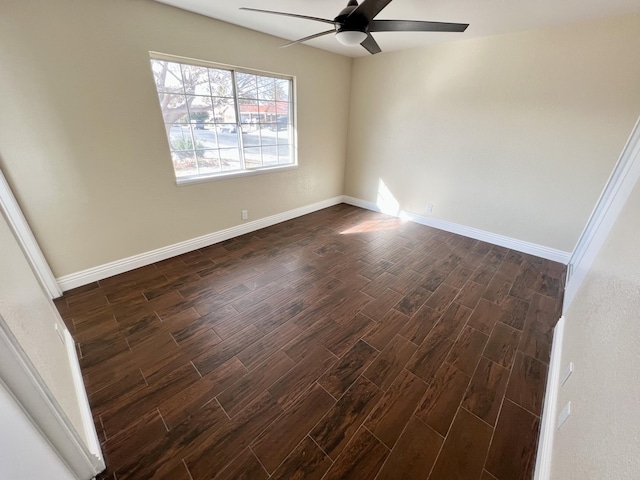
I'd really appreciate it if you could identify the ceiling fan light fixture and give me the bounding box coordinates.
[335,29,367,46]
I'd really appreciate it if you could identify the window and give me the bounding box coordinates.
[149,54,296,184]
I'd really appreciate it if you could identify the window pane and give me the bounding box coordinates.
[276,78,290,101]
[208,68,233,97]
[171,151,198,177]
[220,148,241,171]
[260,128,277,146]
[236,72,257,99]
[276,102,290,120]
[277,126,292,145]
[244,147,262,169]
[263,146,278,166]
[187,96,214,124]
[257,76,275,100]
[216,126,240,149]
[258,101,276,124]
[278,145,293,165]
[213,97,236,123]
[242,125,259,147]
[158,93,189,124]
[193,125,218,149]
[238,99,259,125]
[197,149,221,174]
[167,124,193,150]
[152,60,184,93]
[181,64,211,95]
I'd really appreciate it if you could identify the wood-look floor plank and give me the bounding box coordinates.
[101,362,200,437]
[375,416,443,480]
[425,283,459,314]
[430,302,472,341]
[217,350,295,417]
[321,312,375,357]
[505,351,548,416]
[55,204,564,480]
[269,436,332,480]
[406,332,454,384]
[364,309,410,350]
[191,324,263,376]
[414,362,471,437]
[317,340,379,398]
[158,357,247,429]
[485,399,541,480]
[363,335,417,391]
[467,298,501,335]
[268,345,336,409]
[482,273,512,304]
[429,408,493,480]
[455,280,485,309]
[252,383,335,473]
[236,321,302,371]
[213,448,268,480]
[398,304,440,346]
[483,321,522,369]
[446,326,489,376]
[360,288,403,322]
[139,329,221,384]
[311,376,382,459]
[365,369,428,449]
[462,357,510,426]
[184,391,283,479]
[321,427,389,480]
[519,293,556,363]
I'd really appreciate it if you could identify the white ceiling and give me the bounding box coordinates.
[154,0,640,57]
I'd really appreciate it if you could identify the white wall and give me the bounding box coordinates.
[345,14,640,253]
[0,383,74,480]
[0,208,86,443]
[0,0,351,278]
[550,173,640,478]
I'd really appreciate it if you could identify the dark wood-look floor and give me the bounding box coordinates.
[54,204,565,480]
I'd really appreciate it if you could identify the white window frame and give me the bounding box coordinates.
[149,52,298,186]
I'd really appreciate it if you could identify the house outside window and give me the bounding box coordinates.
[149,54,296,184]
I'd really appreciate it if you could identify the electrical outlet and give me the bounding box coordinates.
[557,401,571,429]
[54,323,66,346]
[561,362,574,386]
[241,210,248,220]
[426,204,434,214]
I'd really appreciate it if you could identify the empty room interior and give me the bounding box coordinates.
[1,0,640,479]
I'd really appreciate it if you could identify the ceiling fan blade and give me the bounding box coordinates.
[280,30,336,48]
[351,0,393,22]
[360,33,382,55]
[239,7,335,25]
[369,19,469,32]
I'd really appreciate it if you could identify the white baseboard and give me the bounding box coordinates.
[62,326,104,471]
[58,193,571,291]
[57,196,343,291]
[534,315,565,480]
[342,196,571,264]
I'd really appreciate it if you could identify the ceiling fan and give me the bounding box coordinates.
[240,0,469,55]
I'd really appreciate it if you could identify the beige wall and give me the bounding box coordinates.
[345,14,640,253]
[0,0,351,277]
[0,210,85,443]
[551,174,640,478]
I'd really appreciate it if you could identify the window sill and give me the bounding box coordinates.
[175,164,298,186]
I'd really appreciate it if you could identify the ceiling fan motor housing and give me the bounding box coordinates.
[335,0,368,34]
